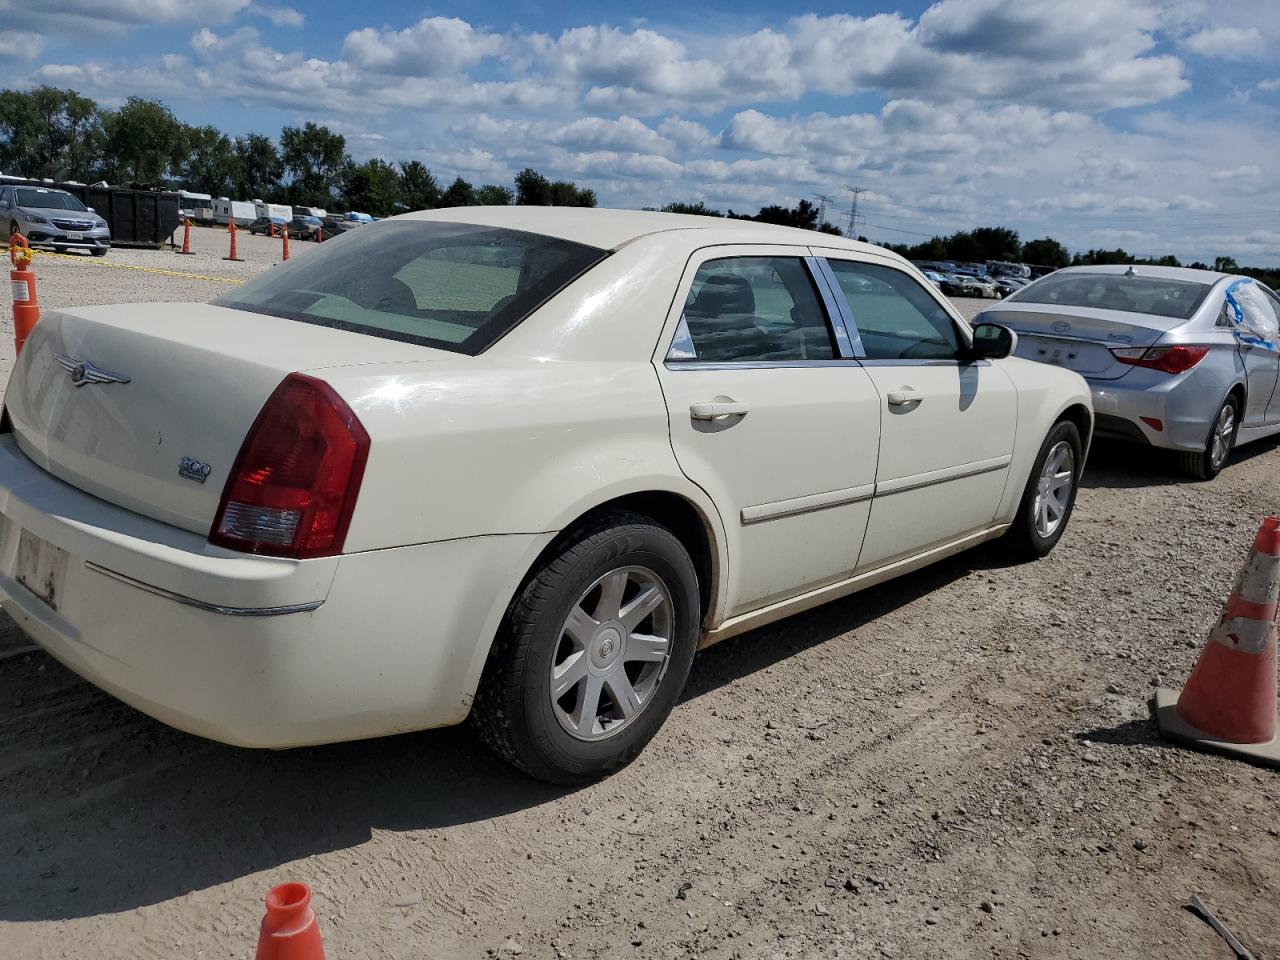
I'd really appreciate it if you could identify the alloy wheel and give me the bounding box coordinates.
[1033,441,1074,538]
[1210,402,1234,470]
[550,565,674,742]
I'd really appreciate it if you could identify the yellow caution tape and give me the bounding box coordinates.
[2,244,246,285]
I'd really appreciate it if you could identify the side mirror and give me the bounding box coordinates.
[86,207,95,213]
[966,322,1017,361]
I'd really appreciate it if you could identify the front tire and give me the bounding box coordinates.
[1178,394,1237,481]
[1003,420,1082,560]
[472,511,700,784]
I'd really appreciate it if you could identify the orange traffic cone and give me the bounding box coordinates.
[1155,516,1280,768]
[9,232,39,354]
[224,220,244,262]
[256,882,326,960]
[177,217,195,255]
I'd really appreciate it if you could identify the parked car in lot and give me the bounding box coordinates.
[993,277,1023,298]
[0,185,110,256]
[0,208,1092,782]
[286,215,323,239]
[248,215,287,236]
[977,265,1280,479]
[938,273,980,297]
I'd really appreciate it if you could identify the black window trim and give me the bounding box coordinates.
[663,252,856,368]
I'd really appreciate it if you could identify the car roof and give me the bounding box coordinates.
[1051,264,1230,284]
[394,205,892,255]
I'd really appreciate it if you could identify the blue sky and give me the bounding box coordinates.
[3,0,1278,263]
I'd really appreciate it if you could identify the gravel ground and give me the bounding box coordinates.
[1,235,1277,960]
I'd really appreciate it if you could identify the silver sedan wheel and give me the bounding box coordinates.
[1033,441,1074,538]
[1210,401,1235,469]
[551,565,674,742]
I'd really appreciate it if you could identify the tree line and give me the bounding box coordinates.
[1,86,1274,282]
[0,87,596,216]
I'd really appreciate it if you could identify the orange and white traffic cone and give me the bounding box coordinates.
[281,226,290,262]
[9,232,39,354]
[224,220,244,262]
[177,217,195,255]
[1155,516,1280,768]
[255,882,326,960]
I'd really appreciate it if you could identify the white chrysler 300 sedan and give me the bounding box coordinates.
[0,208,1092,782]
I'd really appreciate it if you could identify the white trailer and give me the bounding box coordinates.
[253,200,293,222]
[211,197,257,226]
[293,205,327,220]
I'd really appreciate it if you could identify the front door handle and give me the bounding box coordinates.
[886,388,922,406]
[690,400,749,421]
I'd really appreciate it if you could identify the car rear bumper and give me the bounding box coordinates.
[0,436,549,747]
[1086,370,1218,452]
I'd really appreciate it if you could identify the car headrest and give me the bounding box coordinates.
[689,275,754,316]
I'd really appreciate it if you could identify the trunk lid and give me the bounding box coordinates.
[6,302,441,535]
[989,305,1184,380]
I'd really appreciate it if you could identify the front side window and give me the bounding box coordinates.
[213,220,608,355]
[669,256,835,363]
[826,260,960,360]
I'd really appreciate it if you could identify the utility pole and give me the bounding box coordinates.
[845,185,864,238]
[812,193,835,228]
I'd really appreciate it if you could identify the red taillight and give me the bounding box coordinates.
[1111,345,1210,375]
[210,373,370,559]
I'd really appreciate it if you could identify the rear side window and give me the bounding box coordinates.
[826,260,959,360]
[213,220,608,355]
[1011,273,1210,320]
[668,256,835,363]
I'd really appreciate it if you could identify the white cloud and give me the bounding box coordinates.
[1210,164,1262,182]
[249,4,303,28]
[341,17,506,76]
[658,117,717,149]
[37,0,248,25]
[1182,25,1265,59]
[1258,78,1280,92]
[0,30,42,60]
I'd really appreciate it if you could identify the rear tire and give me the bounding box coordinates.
[1003,420,1082,560]
[472,511,700,784]
[91,247,107,257]
[1178,394,1236,481]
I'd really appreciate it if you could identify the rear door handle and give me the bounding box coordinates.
[690,400,749,421]
[886,388,922,406]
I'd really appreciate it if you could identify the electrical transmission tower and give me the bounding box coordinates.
[812,193,835,228]
[845,185,864,238]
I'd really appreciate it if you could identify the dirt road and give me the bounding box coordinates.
[1,239,1277,959]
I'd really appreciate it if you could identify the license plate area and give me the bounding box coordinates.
[16,529,70,610]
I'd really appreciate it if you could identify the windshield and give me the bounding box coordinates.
[1010,272,1211,320]
[16,188,87,212]
[213,220,608,355]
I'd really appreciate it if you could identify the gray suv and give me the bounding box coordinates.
[0,185,110,256]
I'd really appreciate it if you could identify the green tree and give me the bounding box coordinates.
[280,121,348,207]
[474,183,514,205]
[969,226,1020,261]
[179,125,238,196]
[0,87,104,181]
[745,199,838,234]
[441,176,476,207]
[340,158,401,217]
[398,159,441,211]
[99,97,188,185]
[1072,248,1131,266]
[234,133,283,199]
[1020,237,1070,268]
[514,167,551,205]
[1214,255,1240,273]
[548,179,596,207]
[662,201,723,217]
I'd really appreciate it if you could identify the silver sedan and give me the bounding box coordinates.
[976,265,1280,479]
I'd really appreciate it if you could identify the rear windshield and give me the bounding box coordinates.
[213,220,608,355]
[16,188,86,211]
[1010,273,1210,320]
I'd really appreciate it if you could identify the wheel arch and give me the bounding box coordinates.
[1056,401,1093,460]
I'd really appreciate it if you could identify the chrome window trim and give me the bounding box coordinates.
[805,256,860,359]
[86,562,324,617]
[857,358,990,368]
[664,359,865,372]
[662,253,848,367]
[741,482,876,525]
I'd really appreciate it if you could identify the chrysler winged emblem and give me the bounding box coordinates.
[54,354,131,387]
